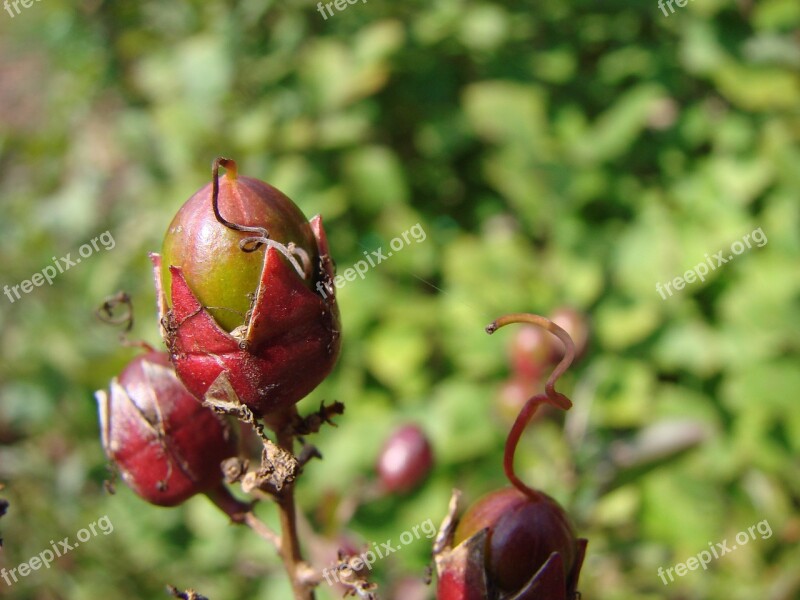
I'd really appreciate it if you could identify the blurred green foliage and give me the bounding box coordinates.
[1,1,799,599]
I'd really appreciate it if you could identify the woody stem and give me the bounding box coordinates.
[275,427,315,600]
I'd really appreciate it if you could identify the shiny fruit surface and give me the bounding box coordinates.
[161,170,318,332]
[376,424,434,494]
[454,487,578,594]
[96,352,238,506]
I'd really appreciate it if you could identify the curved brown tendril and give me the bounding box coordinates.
[486,313,574,409]
[96,292,156,351]
[486,313,576,500]
[210,157,310,279]
[211,157,269,253]
[96,291,135,332]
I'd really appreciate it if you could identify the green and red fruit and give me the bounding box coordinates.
[160,162,320,333]
[152,158,341,419]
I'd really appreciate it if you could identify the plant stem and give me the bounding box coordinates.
[205,484,282,549]
[244,511,281,548]
[276,427,316,600]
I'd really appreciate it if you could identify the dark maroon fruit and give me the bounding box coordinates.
[376,424,433,494]
[454,487,578,595]
[96,351,238,507]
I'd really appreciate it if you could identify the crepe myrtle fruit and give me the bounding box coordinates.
[376,424,434,494]
[452,488,583,597]
[435,314,587,600]
[151,157,341,419]
[95,351,239,507]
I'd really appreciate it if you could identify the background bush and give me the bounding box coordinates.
[0,1,798,599]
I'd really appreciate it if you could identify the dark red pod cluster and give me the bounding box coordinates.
[96,351,238,507]
[151,158,341,419]
[376,424,434,494]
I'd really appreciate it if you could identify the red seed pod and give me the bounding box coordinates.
[95,351,238,507]
[376,424,434,494]
[152,158,341,419]
[437,489,587,600]
[453,488,582,596]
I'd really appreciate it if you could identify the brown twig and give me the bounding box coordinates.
[205,484,281,551]
[206,385,320,599]
[275,426,316,600]
[243,511,281,548]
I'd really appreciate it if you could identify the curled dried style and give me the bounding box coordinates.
[96,291,135,331]
[210,157,312,277]
[486,313,575,501]
[210,158,267,252]
[436,313,586,600]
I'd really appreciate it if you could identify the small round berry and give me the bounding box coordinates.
[376,424,434,494]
